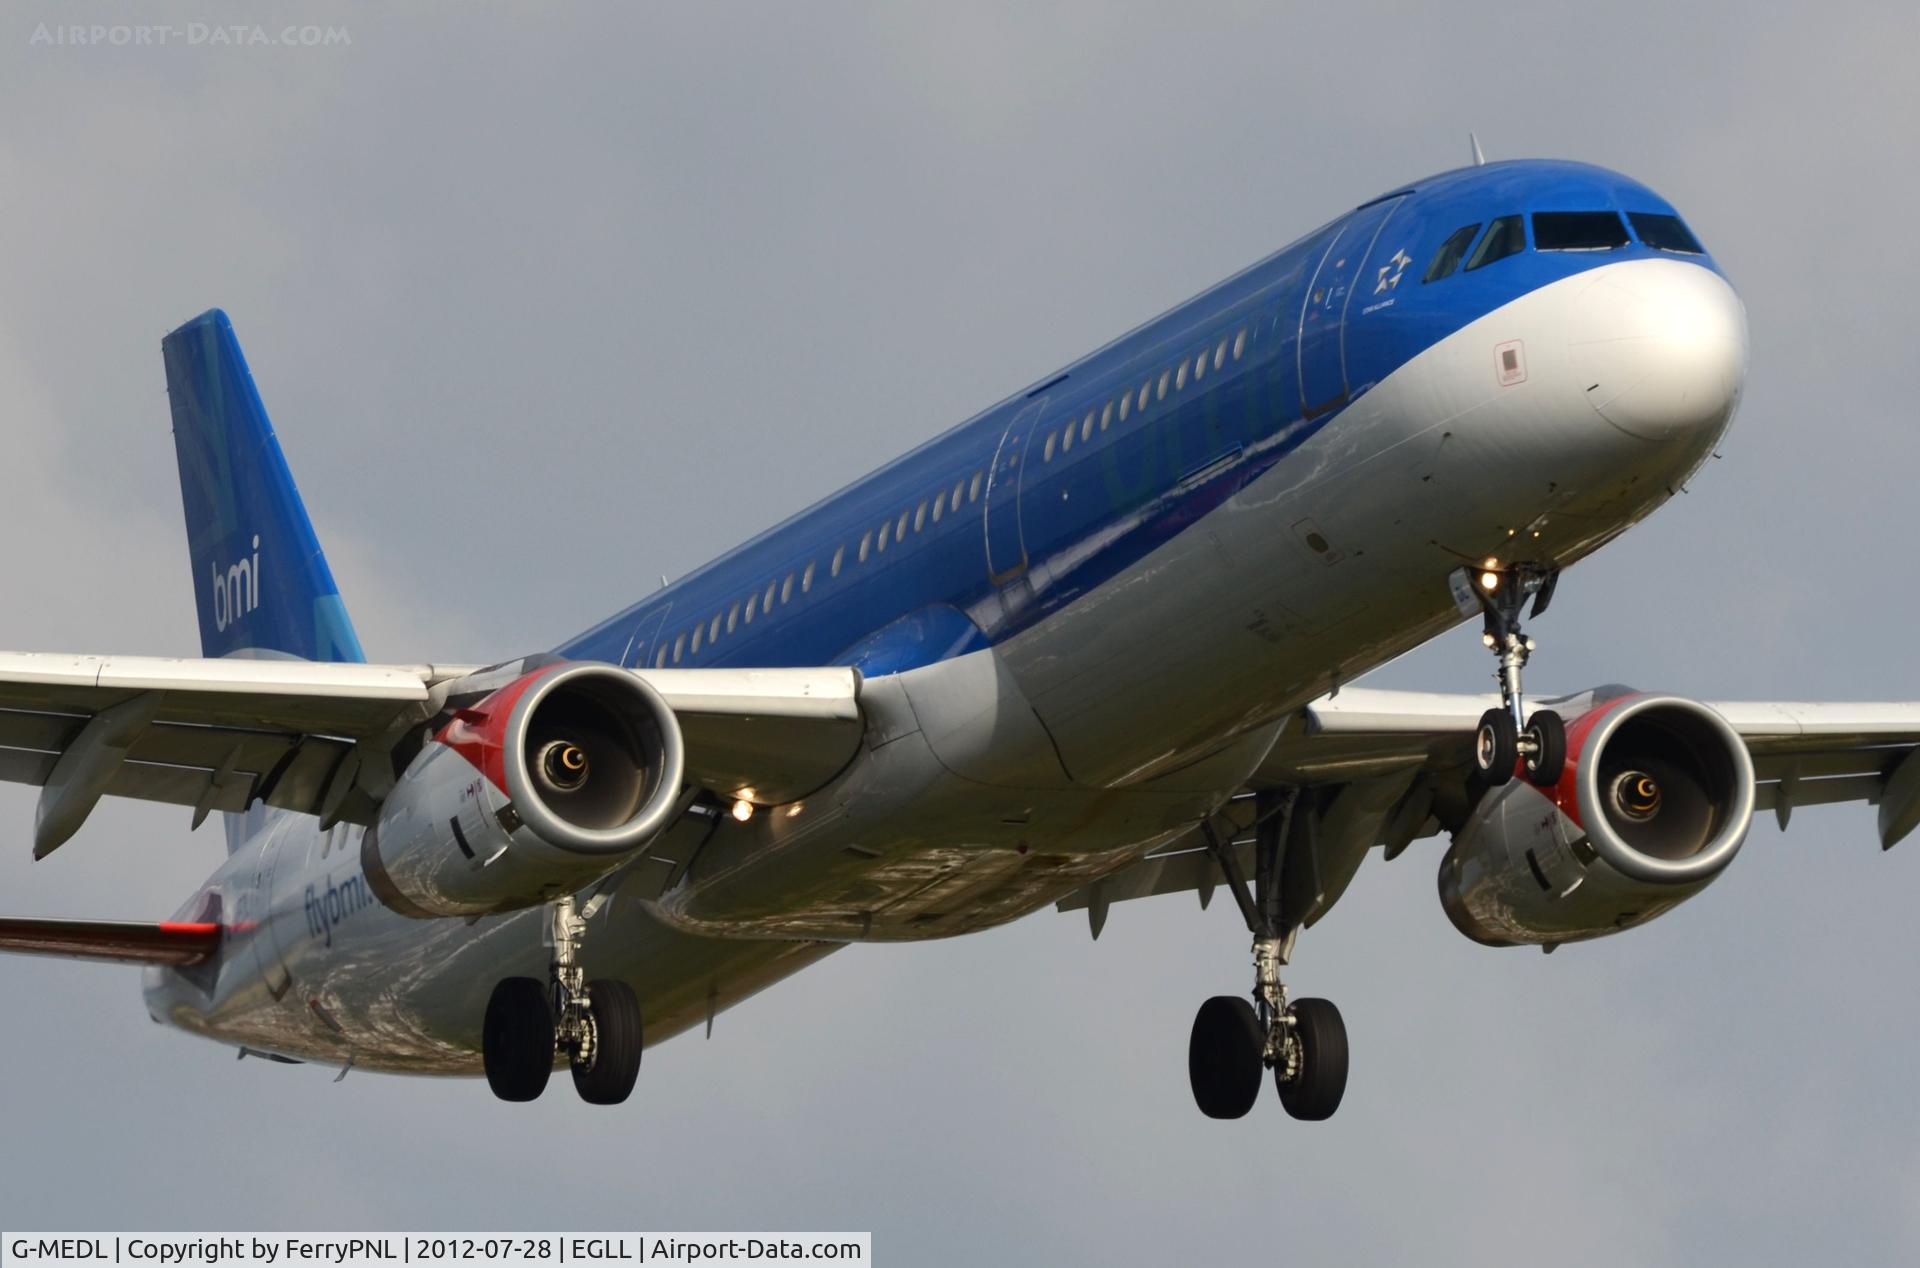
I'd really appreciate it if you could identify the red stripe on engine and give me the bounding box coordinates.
[432,667,551,793]
[1550,693,1645,828]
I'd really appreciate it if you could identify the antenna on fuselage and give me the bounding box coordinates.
[1470,132,1487,166]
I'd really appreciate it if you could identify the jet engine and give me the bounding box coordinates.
[1439,693,1755,947]
[362,662,686,917]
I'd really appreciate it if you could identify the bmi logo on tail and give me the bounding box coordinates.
[211,535,261,632]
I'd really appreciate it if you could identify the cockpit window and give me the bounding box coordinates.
[1464,215,1525,271]
[1532,211,1629,251]
[1423,223,1481,282]
[1628,212,1704,254]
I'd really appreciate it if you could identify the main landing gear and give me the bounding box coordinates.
[1467,562,1565,791]
[482,894,643,1105]
[1188,797,1349,1121]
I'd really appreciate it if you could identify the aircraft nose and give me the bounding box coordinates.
[1569,260,1747,443]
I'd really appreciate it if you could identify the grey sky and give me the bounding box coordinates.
[2,1,1918,1261]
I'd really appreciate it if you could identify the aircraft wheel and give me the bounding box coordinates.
[1523,709,1567,787]
[572,979,643,1106]
[483,976,555,1102]
[1473,709,1518,787]
[1276,997,1348,1121]
[1189,995,1263,1119]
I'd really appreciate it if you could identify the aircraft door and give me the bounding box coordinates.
[984,395,1049,584]
[624,604,672,669]
[1297,195,1406,417]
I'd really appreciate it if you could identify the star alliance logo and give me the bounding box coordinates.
[1374,248,1413,293]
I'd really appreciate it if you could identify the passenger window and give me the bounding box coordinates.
[709,614,722,642]
[781,574,794,604]
[1043,431,1056,462]
[1423,223,1481,282]
[691,625,703,653]
[1157,370,1170,400]
[931,496,942,524]
[1176,362,1188,390]
[1232,328,1246,360]
[1061,423,1073,454]
[1137,382,1150,410]
[878,523,891,552]
[673,634,685,664]
[1465,216,1525,270]
[1082,411,1094,442]
[896,510,909,539]
[1119,393,1130,422]
[831,545,845,577]
[1193,352,1205,381]
[655,646,668,668]
[745,594,756,623]
[1628,212,1704,254]
[951,480,964,512]
[969,471,983,501]
[1215,338,1228,370]
[1100,402,1113,431]
[1533,211,1628,251]
[763,580,777,609]
[802,561,816,592]
[914,501,927,531]
[859,531,872,562]
[727,603,739,633]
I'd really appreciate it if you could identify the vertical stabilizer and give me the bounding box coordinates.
[161,309,365,664]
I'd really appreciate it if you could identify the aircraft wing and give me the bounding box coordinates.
[1058,687,1920,932]
[0,651,863,856]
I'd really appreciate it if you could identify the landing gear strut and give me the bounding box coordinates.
[1468,562,1565,790]
[482,894,643,1105]
[1188,798,1349,1121]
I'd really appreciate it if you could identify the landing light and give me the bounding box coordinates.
[1480,571,1501,591]
[731,799,754,823]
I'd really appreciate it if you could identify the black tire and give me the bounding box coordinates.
[1523,709,1567,787]
[1189,995,1264,1120]
[483,977,554,1103]
[1277,997,1348,1121]
[571,979,643,1106]
[1473,708,1518,787]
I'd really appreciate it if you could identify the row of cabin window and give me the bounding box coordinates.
[653,321,1258,668]
[654,468,994,668]
[1040,326,1248,464]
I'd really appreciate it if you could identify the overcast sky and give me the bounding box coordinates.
[3,2,1919,1262]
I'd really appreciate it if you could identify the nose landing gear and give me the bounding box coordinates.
[482,894,643,1105]
[1187,796,1350,1121]
[1466,562,1566,790]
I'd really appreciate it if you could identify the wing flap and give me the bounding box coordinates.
[0,917,220,966]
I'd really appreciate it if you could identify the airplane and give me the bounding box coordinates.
[3,155,1914,1122]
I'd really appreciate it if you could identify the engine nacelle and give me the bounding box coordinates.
[1439,693,1755,947]
[362,662,685,917]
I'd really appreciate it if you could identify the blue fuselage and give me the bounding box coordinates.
[558,160,1725,685]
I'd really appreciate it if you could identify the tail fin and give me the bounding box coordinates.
[162,309,366,665]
